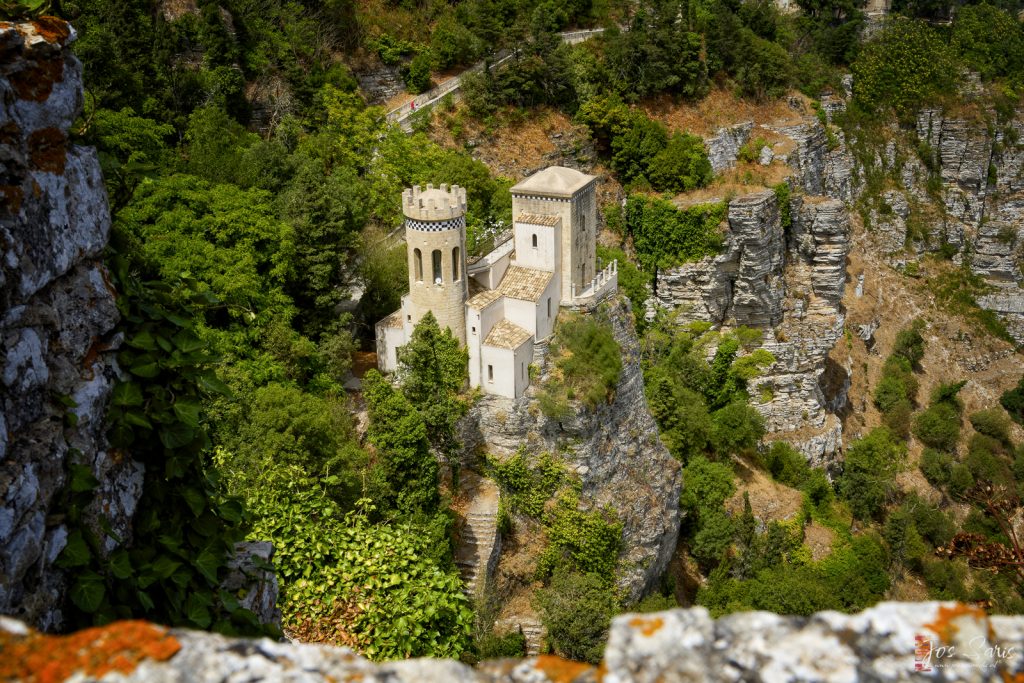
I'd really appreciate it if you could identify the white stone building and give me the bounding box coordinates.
[375,166,619,399]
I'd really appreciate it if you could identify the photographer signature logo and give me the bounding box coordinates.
[914,633,1017,672]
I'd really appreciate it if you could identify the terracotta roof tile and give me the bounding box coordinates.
[517,213,561,227]
[498,265,552,302]
[483,319,533,349]
[467,288,503,309]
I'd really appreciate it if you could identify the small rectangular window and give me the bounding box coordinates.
[472,326,477,334]
[532,233,538,248]
[487,365,494,382]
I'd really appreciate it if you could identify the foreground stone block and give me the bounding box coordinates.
[4,602,1023,682]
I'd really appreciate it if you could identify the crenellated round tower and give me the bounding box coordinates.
[403,183,469,344]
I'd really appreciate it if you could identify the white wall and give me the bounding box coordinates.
[504,297,537,338]
[513,221,559,272]
[481,345,516,398]
[377,325,406,372]
[534,274,561,341]
[513,338,533,397]
[467,298,505,389]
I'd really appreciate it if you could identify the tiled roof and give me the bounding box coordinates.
[498,265,552,302]
[467,288,503,309]
[516,213,561,227]
[483,319,533,349]
[378,310,403,329]
[511,166,596,198]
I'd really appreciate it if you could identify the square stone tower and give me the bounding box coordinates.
[510,167,597,305]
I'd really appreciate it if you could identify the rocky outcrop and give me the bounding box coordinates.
[0,19,126,631]
[705,121,753,174]
[652,190,785,328]
[771,120,856,203]
[0,18,279,631]
[461,296,681,604]
[7,601,1023,681]
[652,188,851,463]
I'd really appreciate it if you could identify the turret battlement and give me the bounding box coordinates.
[402,183,468,222]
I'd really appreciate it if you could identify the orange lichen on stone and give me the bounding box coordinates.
[31,16,71,44]
[628,616,664,637]
[0,620,181,682]
[9,55,64,102]
[533,654,594,682]
[28,127,67,174]
[924,603,989,644]
[0,185,23,213]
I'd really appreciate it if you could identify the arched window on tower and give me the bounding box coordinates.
[432,249,443,284]
[452,247,461,281]
[532,233,538,248]
[414,248,423,282]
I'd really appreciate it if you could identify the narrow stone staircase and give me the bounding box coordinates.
[454,471,501,598]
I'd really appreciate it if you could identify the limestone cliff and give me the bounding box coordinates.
[651,182,851,464]
[460,297,681,605]
[0,18,278,632]
[0,19,127,630]
[852,106,1024,343]
[5,600,1021,681]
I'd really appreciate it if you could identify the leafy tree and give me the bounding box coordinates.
[840,428,906,520]
[214,383,364,504]
[251,487,471,659]
[431,15,482,69]
[851,17,956,117]
[397,312,469,456]
[404,51,435,93]
[733,28,793,100]
[951,3,1024,81]
[363,369,440,513]
[535,570,618,664]
[710,401,765,457]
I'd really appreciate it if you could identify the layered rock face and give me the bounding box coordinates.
[0,20,128,630]
[461,297,681,604]
[651,185,851,463]
[857,107,1024,342]
[0,18,279,631]
[6,601,1021,682]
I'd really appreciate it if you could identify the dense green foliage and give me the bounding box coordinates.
[251,490,472,658]
[839,428,906,521]
[851,17,955,117]
[626,195,726,272]
[536,570,618,664]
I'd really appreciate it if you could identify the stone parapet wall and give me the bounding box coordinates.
[4,601,1022,681]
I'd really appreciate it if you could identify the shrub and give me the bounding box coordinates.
[550,314,622,409]
[891,320,926,368]
[948,463,975,497]
[920,448,953,487]
[610,114,668,185]
[1000,376,1024,425]
[538,492,623,579]
[626,194,726,272]
[536,570,618,664]
[969,408,1013,445]
[913,402,961,452]
[475,630,527,659]
[646,132,714,193]
[761,441,811,488]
